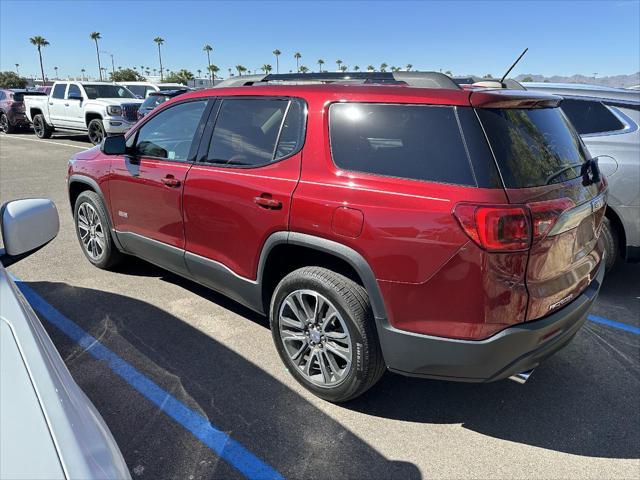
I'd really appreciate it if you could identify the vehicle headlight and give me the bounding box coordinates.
[107,105,122,116]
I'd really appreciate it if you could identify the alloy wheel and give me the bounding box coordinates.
[33,117,44,136]
[77,202,106,261]
[0,114,8,133]
[278,290,353,387]
[88,121,104,144]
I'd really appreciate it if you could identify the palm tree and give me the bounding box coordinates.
[367,65,374,72]
[15,64,20,75]
[261,64,272,74]
[207,64,219,81]
[380,63,388,72]
[235,65,246,76]
[299,65,309,73]
[339,64,348,73]
[336,59,342,72]
[197,69,202,78]
[405,64,413,71]
[353,65,360,72]
[54,66,58,79]
[29,36,49,83]
[154,37,165,81]
[294,52,302,72]
[203,44,213,84]
[89,32,103,80]
[390,66,399,72]
[228,67,232,77]
[272,49,281,73]
[317,59,324,73]
[153,68,157,76]
[81,68,86,81]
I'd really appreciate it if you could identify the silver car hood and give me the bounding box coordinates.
[0,266,131,479]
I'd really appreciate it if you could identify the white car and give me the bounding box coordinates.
[118,81,192,98]
[24,81,143,145]
[0,198,131,479]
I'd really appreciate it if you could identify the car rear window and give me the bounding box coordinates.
[141,95,168,110]
[476,107,589,188]
[329,103,476,186]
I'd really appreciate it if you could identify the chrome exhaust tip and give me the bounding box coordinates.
[509,369,534,385]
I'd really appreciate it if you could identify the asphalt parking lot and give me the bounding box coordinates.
[1,131,639,479]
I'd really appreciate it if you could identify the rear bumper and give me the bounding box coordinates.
[378,259,605,382]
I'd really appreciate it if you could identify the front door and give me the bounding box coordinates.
[183,97,305,302]
[109,98,210,275]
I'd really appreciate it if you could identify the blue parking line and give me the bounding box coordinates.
[13,279,284,480]
[588,315,640,335]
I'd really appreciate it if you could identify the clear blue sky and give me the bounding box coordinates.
[1,0,638,79]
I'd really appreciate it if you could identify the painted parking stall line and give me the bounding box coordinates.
[13,278,284,480]
[588,314,640,335]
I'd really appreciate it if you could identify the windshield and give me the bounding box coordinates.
[476,107,589,188]
[83,84,135,99]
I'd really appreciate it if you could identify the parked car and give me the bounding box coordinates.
[0,89,45,133]
[67,72,606,402]
[137,89,190,119]
[0,198,131,479]
[524,82,640,269]
[34,85,52,95]
[24,81,143,145]
[118,81,192,99]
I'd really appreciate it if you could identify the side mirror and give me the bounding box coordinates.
[0,199,59,267]
[101,135,127,155]
[68,92,83,101]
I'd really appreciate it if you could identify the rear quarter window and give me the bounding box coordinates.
[329,103,476,186]
[560,99,625,135]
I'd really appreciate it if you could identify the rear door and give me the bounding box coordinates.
[48,83,68,126]
[109,98,211,275]
[476,104,606,319]
[182,97,305,293]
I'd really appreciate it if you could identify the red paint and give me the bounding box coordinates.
[68,83,604,342]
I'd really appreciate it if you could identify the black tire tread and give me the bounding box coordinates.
[271,266,385,402]
[74,190,123,269]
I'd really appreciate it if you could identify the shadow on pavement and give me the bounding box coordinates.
[25,279,421,480]
[117,258,640,461]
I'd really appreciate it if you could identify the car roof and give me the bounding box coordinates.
[172,82,561,109]
[523,82,640,103]
[148,89,189,97]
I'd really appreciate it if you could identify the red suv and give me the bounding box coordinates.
[67,72,606,402]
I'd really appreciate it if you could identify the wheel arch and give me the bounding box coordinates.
[85,111,103,127]
[258,232,388,322]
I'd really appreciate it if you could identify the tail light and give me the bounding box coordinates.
[454,198,574,252]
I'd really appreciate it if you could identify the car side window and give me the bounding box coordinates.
[0,92,5,101]
[52,83,66,99]
[67,84,82,99]
[127,85,145,98]
[560,99,625,135]
[206,98,302,167]
[133,100,208,161]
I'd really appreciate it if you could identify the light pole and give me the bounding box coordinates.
[111,54,115,75]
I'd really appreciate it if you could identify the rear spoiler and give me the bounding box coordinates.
[470,89,563,109]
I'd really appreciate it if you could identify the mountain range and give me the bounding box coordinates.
[512,72,639,88]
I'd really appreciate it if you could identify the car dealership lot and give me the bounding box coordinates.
[1,133,639,479]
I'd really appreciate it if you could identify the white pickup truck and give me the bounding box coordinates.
[24,81,143,145]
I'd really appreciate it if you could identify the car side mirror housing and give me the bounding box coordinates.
[0,199,59,267]
[68,92,83,101]
[101,135,127,155]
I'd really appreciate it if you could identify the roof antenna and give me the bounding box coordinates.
[500,48,528,86]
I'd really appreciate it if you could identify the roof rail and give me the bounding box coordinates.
[392,71,460,89]
[213,74,266,88]
[213,71,461,90]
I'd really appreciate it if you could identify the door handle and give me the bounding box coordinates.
[48,102,54,105]
[64,103,69,107]
[161,175,181,188]
[253,194,282,209]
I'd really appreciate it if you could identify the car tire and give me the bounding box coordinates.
[32,114,52,139]
[0,112,16,133]
[87,118,105,145]
[74,191,123,269]
[601,217,619,273]
[270,267,385,402]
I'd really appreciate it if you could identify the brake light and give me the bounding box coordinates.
[454,198,575,251]
[528,198,575,241]
[454,204,530,251]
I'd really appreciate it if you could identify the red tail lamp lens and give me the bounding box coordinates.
[454,204,530,251]
[528,198,575,240]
